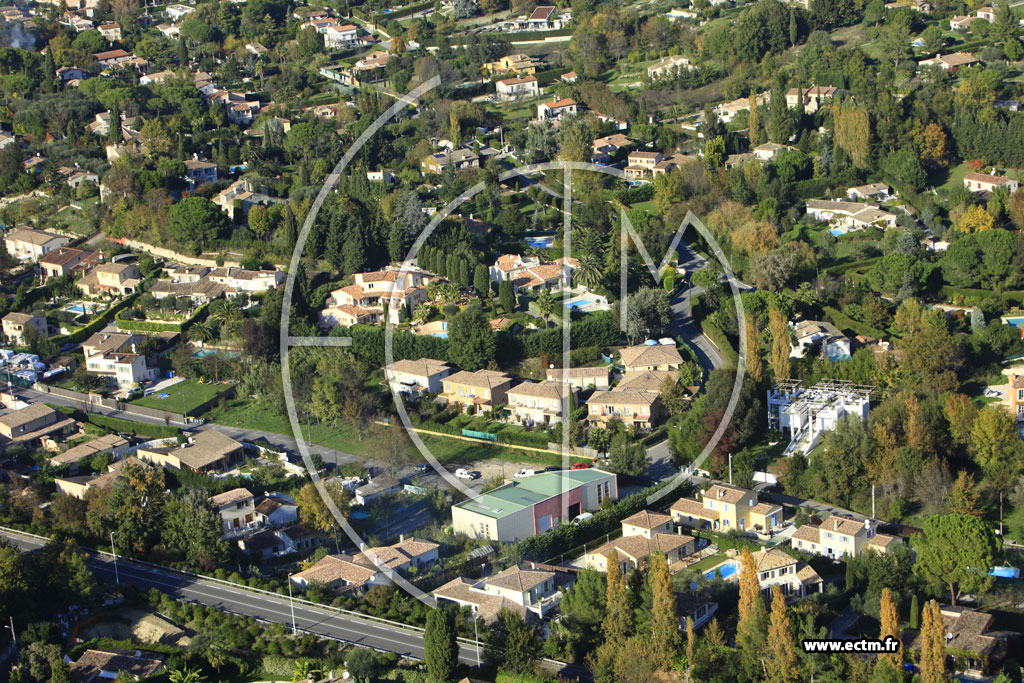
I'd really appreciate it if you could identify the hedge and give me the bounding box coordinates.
[52,404,181,439]
[49,292,140,346]
[115,303,209,333]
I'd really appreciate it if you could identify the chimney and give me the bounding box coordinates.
[399,534,404,543]
[131,344,136,353]
[834,519,840,530]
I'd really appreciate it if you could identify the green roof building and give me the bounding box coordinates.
[452,468,618,542]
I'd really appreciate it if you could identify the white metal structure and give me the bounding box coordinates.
[767,380,873,457]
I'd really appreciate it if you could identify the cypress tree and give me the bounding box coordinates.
[424,607,458,683]
[685,615,695,668]
[649,552,679,667]
[879,588,903,670]
[499,279,516,314]
[910,594,920,630]
[602,550,632,645]
[473,264,490,296]
[765,585,797,683]
[920,600,947,683]
[282,206,297,250]
[736,547,767,676]
[744,316,763,384]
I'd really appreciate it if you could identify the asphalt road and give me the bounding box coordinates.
[1,529,594,679]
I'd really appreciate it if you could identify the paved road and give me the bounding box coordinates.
[0,529,589,679]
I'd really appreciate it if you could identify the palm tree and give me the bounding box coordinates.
[573,252,604,291]
[207,299,243,337]
[291,659,321,682]
[168,667,207,683]
[536,288,555,324]
[188,321,216,344]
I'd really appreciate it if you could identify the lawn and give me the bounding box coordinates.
[131,379,234,415]
[937,161,971,193]
[204,398,567,465]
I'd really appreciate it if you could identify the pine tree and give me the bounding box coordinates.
[745,316,763,384]
[920,600,947,683]
[424,607,458,683]
[910,594,920,630]
[879,588,902,670]
[748,94,761,147]
[768,307,792,379]
[765,585,797,683]
[602,550,632,645]
[649,552,679,667]
[736,547,767,674]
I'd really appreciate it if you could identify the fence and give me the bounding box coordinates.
[34,383,186,425]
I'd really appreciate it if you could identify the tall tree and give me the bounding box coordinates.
[685,615,695,668]
[487,609,541,675]
[473,264,490,297]
[919,600,947,683]
[765,585,797,683]
[748,94,761,147]
[162,489,225,570]
[879,588,902,670]
[424,607,458,683]
[768,307,791,379]
[745,316,764,384]
[736,547,767,675]
[499,279,517,313]
[446,305,496,372]
[649,552,679,667]
[913,513,999,605]
[602,550,632,645]
[769,83,792,144]
[108,463,165,555]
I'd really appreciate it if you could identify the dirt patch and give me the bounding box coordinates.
[80,609,190,647]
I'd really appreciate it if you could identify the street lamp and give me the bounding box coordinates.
[110,531,119,585]
[287,574,297,635]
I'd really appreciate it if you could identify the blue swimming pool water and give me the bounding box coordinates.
[525,236,555,248]
[66,305,86,314]
[192,349,240,359]
[704,562,738,580]
[566,299,592,310]
[1005,317,1024,328]
[990,566,1020,579]
[828,229,844,237]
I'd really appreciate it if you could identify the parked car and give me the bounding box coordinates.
[573,512,594,524]
[415,464,430,474]
[513,468,535,478]
[570,462,592,470]
[455,468,473,479]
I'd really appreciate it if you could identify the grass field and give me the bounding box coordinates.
[204,398,567,465]
[131,379,234,415]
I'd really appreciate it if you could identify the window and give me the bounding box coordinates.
[724,504,730,512]
[824,532,833,540]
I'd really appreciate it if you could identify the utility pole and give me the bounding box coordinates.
[728,453,732,485]
[5,616,15,662]
[473,614,481,667]
[110,531,119,585]
[287,574,297,635]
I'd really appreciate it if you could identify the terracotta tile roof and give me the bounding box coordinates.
[486,565,553,592]
[445,370,513,390]
[868,533,899,548]
[70,648,163,680]
[433,577,528,624]
[209,487,253,508]
[507,380,572,401]
[821,516,867,536]
[791,525,821,543]
[587,389,658,406]
[615,370,676,394]
[292,554,379,586]
[386,358,451,377]
[751,548,798,572]
[50,434,127,466]
[621,510,672,530]
[670,497,717,520]
[749,502,782,516]
[591,532,693,562]
[703,483,750,505]
[619,344,683,369]
[796,563,823,585]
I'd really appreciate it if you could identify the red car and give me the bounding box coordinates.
[570,462,592,470]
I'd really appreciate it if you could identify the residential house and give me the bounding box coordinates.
[207,266,285,294]
[135,429,244,473]
[546,366,612,390]
[752,142,795,162]
[624,151,664,180]
[506,381,575,425]
[155,22,180,37]
[581,513,696,572]
[421,148,480,174]
[790,516,902,558]
[977,5,996,20]
[56,66,90,83]
[37,246,98,283]
[537,98,578,121]
[210,487,256,537]
[746,548,824,600]
[963,171,1020,194]
[1007,374,1024,421]
[245,41,268,55]
[165,3,195,20]
[76,261,141,297]
[354,475,402,506]
[210,178,284,220]
[82,331,152,387]
[2,313,47,346]
[435,563,573,622]
[619,343,683,372]
[495,75,539,101]
[49,433,129,472]
[919,51,979,71]
[785,85,841,113]
[92,48,132,68]
[69,649,164,681]
[561,71,578,83]
[669,482,784,533]
[483,54,540,75]
[790,319,852,362]
[385,358,453,400]
[440,370,514,413]
[647,54,692,79]
[525,5,569,30]
[677,590,719,630]
[291,536,440,594]
[321,267,431,326]
[237,530,288,560]
[4,228,71,261]
[586,389,662,430]
[184,157,218,187]
[847,182,894,201]
[0,403,75,447]
[903,605,1020,677]
[254,492,299,528]
[149,277,226,305]
[489,253,541,283]
[591,133,634,162]
[712,93,768,123]
[98,22,120,40]
[366,169,395,183]
[949,15,975,29]
[452,469,617,541]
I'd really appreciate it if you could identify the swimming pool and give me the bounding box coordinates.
[1004,316,1024,328]
[525,236,555,248]
[704,562,739,580]
[566,299,592,310]
[192,349,240,359]
[828,229,845,237]
[66,304,87,314]
[990,566,1020,579]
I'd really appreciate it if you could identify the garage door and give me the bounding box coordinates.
[537,515,552,533]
